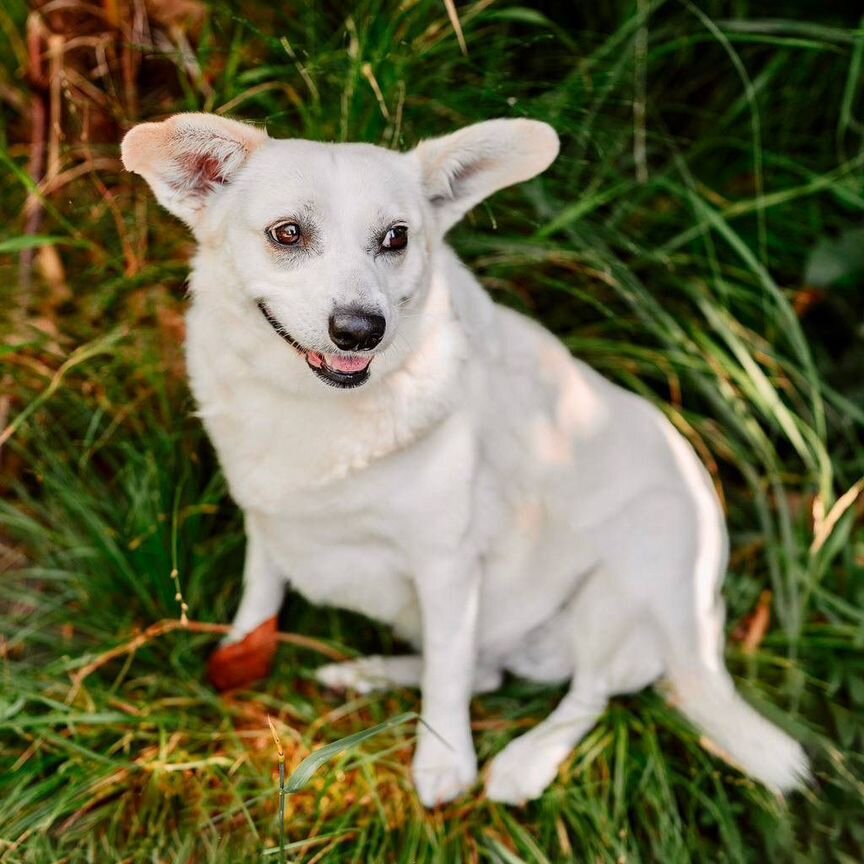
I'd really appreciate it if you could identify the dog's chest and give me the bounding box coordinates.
[256,491,418,625]
[194,381,427,513]
[207,391,473,628]
[250,427,471,634]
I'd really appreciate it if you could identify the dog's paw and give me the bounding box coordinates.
[207,616,278,692]
[412,728,477,807]
[315,659,380,694]
[485,735,562,804]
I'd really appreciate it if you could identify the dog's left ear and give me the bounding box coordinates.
[413,118,559,232]
[121,113,268,229]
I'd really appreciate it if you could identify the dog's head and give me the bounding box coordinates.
[122,114,558,391]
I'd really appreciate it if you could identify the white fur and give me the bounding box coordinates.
[122,114,809,807]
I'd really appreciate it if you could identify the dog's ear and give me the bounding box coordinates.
[413,119,559,232]
[121,113,268,228]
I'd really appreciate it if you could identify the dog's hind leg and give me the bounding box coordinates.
[486,570,663,804]
[316,655,502,694]
[316,655,422,693]
[595,487,808,794]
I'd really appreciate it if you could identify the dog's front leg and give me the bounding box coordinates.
[207,514,285,691]
[412,556,480,807]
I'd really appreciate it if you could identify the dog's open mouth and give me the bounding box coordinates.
[257,301,372,388]
[304,348,372,387]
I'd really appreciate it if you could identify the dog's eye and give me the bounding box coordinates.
[268,222,302,246]
[381,224,408,252]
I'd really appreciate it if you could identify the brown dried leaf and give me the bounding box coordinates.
[738,590,772,654]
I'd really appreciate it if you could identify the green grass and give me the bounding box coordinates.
[1,1,863,860]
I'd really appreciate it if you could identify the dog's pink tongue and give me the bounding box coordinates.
[306,351,371,373]
[325,354,371,373]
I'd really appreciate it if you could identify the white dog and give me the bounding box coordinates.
[121,113,808,807]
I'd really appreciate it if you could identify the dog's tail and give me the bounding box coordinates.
[669,668,809,792]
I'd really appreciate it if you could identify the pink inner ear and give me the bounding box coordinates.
[196,155,227,185]
[170,151,230,196]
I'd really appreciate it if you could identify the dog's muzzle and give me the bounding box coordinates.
[257,301,373,389]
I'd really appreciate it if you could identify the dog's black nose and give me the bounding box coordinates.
[328,309,386,351]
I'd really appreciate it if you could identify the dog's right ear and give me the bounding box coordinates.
[121,113,268,228]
